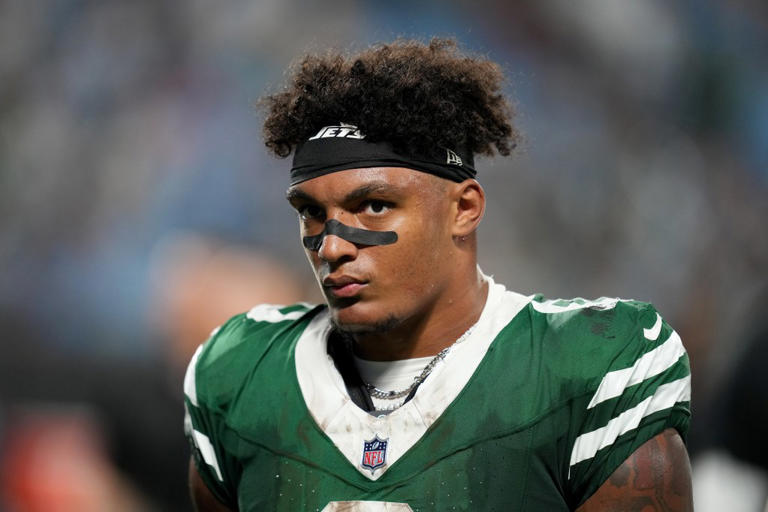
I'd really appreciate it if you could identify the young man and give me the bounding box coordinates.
[184,39,692,511]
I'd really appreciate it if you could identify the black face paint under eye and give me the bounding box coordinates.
[302,219,398,251]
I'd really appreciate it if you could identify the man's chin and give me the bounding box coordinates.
[329,305,401,335]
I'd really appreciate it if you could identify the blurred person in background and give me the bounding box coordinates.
[0,234,305,511]
[149,232,307,372]
[184,38,692,511]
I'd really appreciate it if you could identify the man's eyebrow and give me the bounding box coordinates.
[285,181,400,205]
[341,182,399,203]
[285,187,314,204]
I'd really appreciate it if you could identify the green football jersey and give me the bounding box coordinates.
[184,277,690,511]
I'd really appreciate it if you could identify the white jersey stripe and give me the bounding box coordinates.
[192,429,224,481]
[246,304,307,323]
[530,297,621,314]
[570,375,691,469]
[587,331,686,409]
[643,313,663,340]
[184,344,204,407]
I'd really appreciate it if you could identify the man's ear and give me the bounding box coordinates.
[451,179,485,238]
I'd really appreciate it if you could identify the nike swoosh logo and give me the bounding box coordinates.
[643,313,663,341]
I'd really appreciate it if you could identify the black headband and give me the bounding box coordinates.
[290,124,476,185]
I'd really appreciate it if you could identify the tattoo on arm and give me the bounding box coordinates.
[576,428,693,512]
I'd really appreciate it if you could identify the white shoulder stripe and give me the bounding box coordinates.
[184,344,204,407]
[246,303,308,323]
[530,297,621,314]
[192,429,224,482]
[587,331,686,408]
[643,313,663,340]
[570,375,691,469]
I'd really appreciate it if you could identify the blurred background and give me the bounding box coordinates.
[0,0,766,510]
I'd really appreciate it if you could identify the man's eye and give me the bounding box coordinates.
[363,201,390,215]
[298,205,324,220]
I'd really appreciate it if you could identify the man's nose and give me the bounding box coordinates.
[317,233,358,263]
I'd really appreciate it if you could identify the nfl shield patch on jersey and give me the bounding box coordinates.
[361,436,388,474]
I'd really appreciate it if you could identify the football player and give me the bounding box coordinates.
[184,39,692,511]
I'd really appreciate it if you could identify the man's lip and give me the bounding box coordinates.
[326,282,366,298]
[322,275,366,287]
[322,276,368,298]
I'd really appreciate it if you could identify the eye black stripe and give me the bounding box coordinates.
[302,219,398,250]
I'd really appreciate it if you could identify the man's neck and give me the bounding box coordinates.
[352,269,488,361]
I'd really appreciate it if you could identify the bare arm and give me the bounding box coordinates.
[189,457,235,512]
[576,428,693,512]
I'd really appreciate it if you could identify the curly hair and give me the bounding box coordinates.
[260,38,519,160]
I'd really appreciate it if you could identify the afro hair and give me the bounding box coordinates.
[260,38,519,160]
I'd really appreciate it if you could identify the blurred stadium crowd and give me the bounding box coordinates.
[0,0,766,510]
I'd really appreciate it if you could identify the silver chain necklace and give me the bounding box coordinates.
[362,322,478,401]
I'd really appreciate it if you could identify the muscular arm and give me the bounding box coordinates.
[189,457,235,512]
[576,428,692,512]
